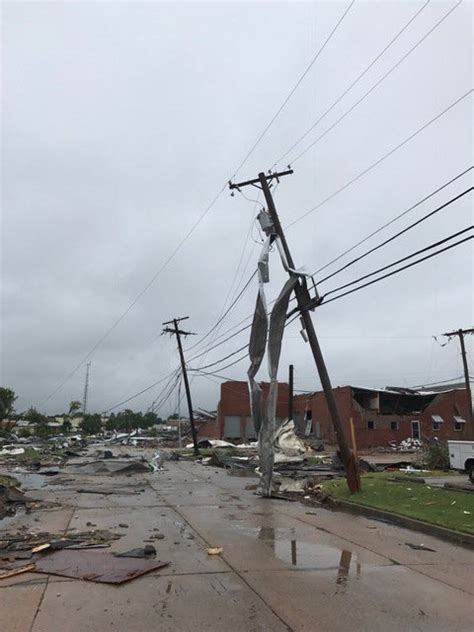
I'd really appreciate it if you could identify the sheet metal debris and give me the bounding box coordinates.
[32,549,169,584]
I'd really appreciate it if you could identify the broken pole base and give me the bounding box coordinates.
[345,452,361,494]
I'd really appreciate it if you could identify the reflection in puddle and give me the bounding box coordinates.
[291,539,297,566]
[336,550,352,592]
[235,523,361,588]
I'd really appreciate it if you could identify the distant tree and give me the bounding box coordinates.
[143,411,158,428]
[25,407,49,425]
[0,387,17,420]
[62,418,73,434]
[68,400,82,416]
[105,416,117,432]
[79,414,102,435]
[168,413,179,420]
[115,409,143,432]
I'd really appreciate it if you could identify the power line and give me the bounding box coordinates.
[193,171,472,356]
[150,369,182,412]
[43,1,356,404]
[188,234,473,380]
[102,368,180,413]
[273,0,431,167]
[42,183,228,406]
[185,270,256,354]
[286,0,464,167]
[191,344,248,372]
[322,226,473,297]
[317,187,473,285]
[231,0,356,179]
[152,373,182,415]
[287,88,473,228]
[322,233,473,305]
[311,166,473,277]
[189,229,472,381]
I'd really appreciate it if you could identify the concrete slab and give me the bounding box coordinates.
[243,565,473,632]
[31,573,288,632]
[0,580,47,632]
[177,502,391,572]
[405,563,474,595]
[69,505,228,575]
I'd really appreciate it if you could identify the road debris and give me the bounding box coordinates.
[32,549,169,584]
[207,547,223,555]
[114,545,156,558]
[405,543,437,552]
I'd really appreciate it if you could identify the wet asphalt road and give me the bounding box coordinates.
[1,452,473,631]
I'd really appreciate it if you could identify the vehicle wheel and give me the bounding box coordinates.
[468,463,474,484]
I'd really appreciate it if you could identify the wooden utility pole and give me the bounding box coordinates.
[82,361,91,415]
[443,327,474,425]
[288,364,294,422]
[229,170,360,493]
[162,317,200,455]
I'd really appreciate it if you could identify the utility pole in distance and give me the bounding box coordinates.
[163,317,200,456]
[443,327,474,426]
[82,361,91,415]
[229,170,360,493]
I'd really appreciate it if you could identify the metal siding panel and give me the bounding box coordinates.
[224,416,241,438]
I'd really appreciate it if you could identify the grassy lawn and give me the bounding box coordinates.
[324,474,474,535]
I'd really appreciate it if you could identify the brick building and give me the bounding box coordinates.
[293,385,472,450]
[216,380,290,441]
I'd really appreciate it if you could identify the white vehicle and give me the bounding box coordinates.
[448,440,474,483]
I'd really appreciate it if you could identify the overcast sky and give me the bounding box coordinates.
[1,0,472,416]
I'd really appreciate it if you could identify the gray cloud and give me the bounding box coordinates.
[1,1,472,415]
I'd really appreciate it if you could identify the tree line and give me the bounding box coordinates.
[0,386,164,436]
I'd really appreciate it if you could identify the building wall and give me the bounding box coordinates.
[217,381,290,441]
[293,387,473,449]
[196,417,220,439]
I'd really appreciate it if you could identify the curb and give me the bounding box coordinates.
[335,499,474,550]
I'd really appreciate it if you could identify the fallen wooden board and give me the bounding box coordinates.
[0,564,35,579]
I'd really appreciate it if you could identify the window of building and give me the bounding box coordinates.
[453,416,466,431]
[390,421,399,431]
[431,414,444,431]
[367,420,375,430]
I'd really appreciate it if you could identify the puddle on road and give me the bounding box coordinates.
[233,523,362,589]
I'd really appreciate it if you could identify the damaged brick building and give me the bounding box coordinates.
[213,380,472,448]
[216,380,290,441]
[293,385,472,449]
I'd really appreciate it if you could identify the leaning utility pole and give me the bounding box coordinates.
[229,170,360,493]
[82,361,91,415]
[443,327,474,425]
[162,317,199,456]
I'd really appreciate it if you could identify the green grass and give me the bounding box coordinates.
[324,474,474,535]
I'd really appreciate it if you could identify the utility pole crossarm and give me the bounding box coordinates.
[229,169,294,191]
[442,327,474,426]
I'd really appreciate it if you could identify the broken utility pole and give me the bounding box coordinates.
[229,170,360,493]
[443,327,474,425]
[162,317,200,456]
